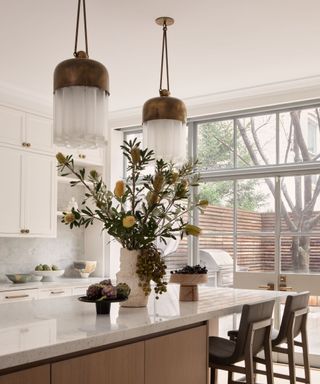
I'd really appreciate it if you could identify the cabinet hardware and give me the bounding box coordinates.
[82,154,86,159]
[22,142,27,147]
[258,283,274,290]
[25,229,30,234]
[26,143,31,147]
[50,291,65,295]
[20,229,26,234]
[5,294,29,299]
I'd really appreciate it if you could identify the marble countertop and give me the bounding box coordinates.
[0,285,284,371]
[0,277,103,292]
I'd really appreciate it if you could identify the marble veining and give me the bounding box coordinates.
[0,285,285,371]
[0,222,85,283]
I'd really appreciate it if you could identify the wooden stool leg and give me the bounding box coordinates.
[210,367,217,384]
[301,324,311,384]
[245,353,255,384]
[253,360,257,383]
[287,335,296,384]
[264,338,274,384]
[227,370,233,384]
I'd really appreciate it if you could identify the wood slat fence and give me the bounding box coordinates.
[166,205,320,273]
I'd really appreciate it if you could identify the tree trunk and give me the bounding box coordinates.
[291,236,310,273]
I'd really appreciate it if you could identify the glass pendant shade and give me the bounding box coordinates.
[53,55,109,149]
[143,119,186,164]
[54,85,108,148]
[53,0,109,149]
[142,17,187,164]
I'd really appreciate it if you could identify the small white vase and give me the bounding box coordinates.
[116,248,149,307]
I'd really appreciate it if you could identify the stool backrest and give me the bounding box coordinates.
[276,291,309,344]
[234,299,275,358]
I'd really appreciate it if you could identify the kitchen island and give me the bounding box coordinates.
[0,285,284,384]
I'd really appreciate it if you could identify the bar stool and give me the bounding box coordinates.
[254,291,310,384]
[209,299,275,384]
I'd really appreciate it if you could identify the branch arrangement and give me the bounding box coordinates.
[56,139,207,297]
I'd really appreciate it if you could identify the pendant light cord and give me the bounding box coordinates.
[73,0,89,57]
[159,21,170,93]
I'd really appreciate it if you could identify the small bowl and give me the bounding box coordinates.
[6,274,33,284]
[73,261,97,278]
[33,270,64,282]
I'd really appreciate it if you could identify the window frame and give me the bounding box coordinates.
[190,100,320,274]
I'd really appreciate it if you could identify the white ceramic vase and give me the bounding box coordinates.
[116,248,149,307]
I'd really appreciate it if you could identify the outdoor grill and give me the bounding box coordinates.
[199,249,233,287]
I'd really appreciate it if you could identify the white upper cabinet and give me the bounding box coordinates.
[25,114,53,152]
[0,106,24,146]
[0,105,56,238]
[0,147,56,238]
[0,105,53,153]
[23,153,56,236]
[0,148,22,234]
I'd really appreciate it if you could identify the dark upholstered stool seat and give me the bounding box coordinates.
[209,337,237,365]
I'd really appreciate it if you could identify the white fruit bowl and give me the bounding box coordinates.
[33,270,65,282]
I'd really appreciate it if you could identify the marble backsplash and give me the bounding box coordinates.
[0,222,85,283]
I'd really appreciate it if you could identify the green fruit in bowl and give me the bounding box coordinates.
[42,264,51,271]
[51,265,59,271]
[35,264,43,271]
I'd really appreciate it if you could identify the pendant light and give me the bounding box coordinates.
[142,17,187,164]
[53,0,109,148]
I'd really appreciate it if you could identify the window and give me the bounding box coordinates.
[193,103,320,275]
[123,129,143,178]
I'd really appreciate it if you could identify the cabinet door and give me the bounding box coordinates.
[78,148,104,165]
[25,114,53,153]
[0,147,22,234]
[51,341,144,384]
[0,289,38,302]
[38,287,72,299]
[0,365,50,384]
[0,106,24,146]
[56,146,104,165]
[145,325,208,384]
[23,153,56,236]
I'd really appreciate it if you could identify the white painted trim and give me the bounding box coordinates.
[0,81,52,117]
[108,74,320,128]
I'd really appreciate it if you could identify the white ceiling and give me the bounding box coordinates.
[1,0,320,112]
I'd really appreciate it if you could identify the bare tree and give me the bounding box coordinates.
[236,110,320,273]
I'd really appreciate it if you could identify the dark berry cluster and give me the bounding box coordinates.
[170,264,208,274]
